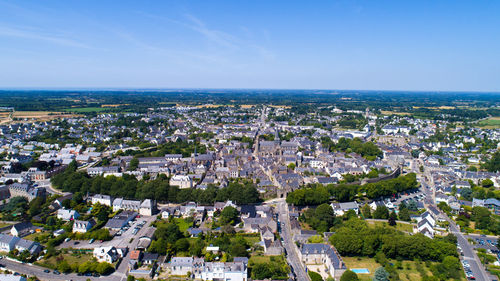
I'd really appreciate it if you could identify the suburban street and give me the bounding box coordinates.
[0,215,158,281]
[419,168,492,281]
[276,200,310,281]
[0,257,103,281]
[447,218,491,281]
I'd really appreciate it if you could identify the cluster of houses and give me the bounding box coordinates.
[91,194,156,216]
[0,233,42,255]
[0,182,46,202]
[169,256,248,281]
[472,198,500,215]
[412,211,440,239]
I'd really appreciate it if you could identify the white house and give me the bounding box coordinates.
[139,199,155,216]
[0,233,19,252]
[414,211,437,239]
[57,209,80,221]
[170,174,193,189]
[93,246,125,263]
[170,257,194,276]
[73,220,95,233]
[330,202,359,216]
[91,194,113,206]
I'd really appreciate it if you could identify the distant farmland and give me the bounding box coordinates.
[477,117,500,128]
[64,107,108,113]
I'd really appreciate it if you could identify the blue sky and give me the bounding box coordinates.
[0,0,499,91]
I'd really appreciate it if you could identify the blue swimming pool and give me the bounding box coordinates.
[351,268,370,274]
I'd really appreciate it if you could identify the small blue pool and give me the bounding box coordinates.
[351,268,370,274]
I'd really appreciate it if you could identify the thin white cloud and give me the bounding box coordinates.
[139,11,274,60]
[183,13,239,49]
[0,25,91,49]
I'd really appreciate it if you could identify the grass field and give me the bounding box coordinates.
[366,220,414,233]
[36,251,94,270]
[381,110,411,116]
[476,117,500,128]
[173,218,192,233]
[342,257,465,281]
[64,107,108,112]
[23,231,51,243]
[0,111,80,124]
[233,233,261,245]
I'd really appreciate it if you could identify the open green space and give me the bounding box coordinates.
[36,251,94,270]
[477,117,500,128]
[64,107,108,112]
[343,257,465,281]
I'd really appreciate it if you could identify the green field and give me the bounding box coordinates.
[477,117,500,128]
[64,107,108,113]
[342,257,465,281]
[173,218,192,233]
[36,251,94,270]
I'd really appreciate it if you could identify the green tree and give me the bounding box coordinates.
[373,206,389,219]
[481,179,494,188]
[484,150,500,172]
[398,208,411,221]
[340,270,359,281]
[96,262,114,275]
[175,238,190,252]
[308,271,324,281]
[388,211,397,226]
[373,267,389,281]
[362,204,372,219]
[230,242,248,257]
[57,260,71,273]
[128,157,139,171]
[437,202,451,213]
[91,202,111,222]
[220,206,239,225]
[431,256,461,280]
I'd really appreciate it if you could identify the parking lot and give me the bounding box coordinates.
[466,235,499,253]
[59,215,156,249]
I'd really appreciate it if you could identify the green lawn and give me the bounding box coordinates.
[234,233,261,246]
[477,117,500,128]
[64,107,108,113]
[23,231,52,244]
[36,251,94,270]
[343,257,465,281]
[173,218,192,233]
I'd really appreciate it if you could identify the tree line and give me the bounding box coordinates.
[51,162,261,204]
[286,173,418,205]
[329,218,458,262]
[321,137,382,160]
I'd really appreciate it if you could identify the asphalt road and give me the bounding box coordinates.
[276,200,310,281]
[420,174,491,281]
[447,219,491,281]
[0,258,104,281]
